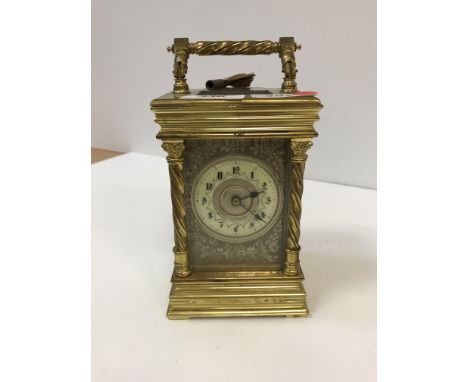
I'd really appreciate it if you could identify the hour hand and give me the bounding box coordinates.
[240,190,265,201]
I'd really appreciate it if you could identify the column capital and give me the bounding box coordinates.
[291,138,313,162]
[161,140,185,163]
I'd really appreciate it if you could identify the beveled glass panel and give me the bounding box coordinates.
[184,138,291,271]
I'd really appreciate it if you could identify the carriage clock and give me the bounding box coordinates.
[150,37,323,319]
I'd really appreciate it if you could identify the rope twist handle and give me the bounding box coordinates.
[167,37,301,94]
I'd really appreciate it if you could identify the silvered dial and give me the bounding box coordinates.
[192,156,282,242]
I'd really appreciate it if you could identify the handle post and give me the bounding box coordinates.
[278,37,300,93]
[167,38,190,94]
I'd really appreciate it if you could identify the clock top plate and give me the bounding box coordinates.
[151,88,323,141]
[152,87,321,101]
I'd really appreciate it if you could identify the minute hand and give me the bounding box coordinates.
[239,190,265,201]
[238,202,267,223]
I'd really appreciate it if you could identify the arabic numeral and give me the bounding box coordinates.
[206,182,213,191]
[208,211,214,219]
[219,221,224,228]
[251,171,255,179]
[262,182,267,191]
[202,197,207,205]
[217,171,223,180]
[249,222,255,228]
[265,196,271,204]
[260,211,266,219]
[232,166,240,175]
[234,225,239,233]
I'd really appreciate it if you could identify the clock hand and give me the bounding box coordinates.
[239,190,265,201]
[237,202,267,223]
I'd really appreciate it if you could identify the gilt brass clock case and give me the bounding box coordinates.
[151,37,323,319]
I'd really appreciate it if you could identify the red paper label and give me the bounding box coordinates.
[294,91,318,96]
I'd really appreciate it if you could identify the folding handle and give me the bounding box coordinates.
[167,37,301,94]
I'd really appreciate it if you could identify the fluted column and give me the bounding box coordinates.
[161,140,192,277]
[284,138,313,276]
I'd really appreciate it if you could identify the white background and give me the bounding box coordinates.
[92,0,376,188]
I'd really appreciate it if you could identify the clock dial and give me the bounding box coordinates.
[192,156,282,242]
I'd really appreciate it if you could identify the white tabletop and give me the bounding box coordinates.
[92,153,376,382]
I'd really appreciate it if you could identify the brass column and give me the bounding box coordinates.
[161,140,192,277]
[284,138,313,276]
